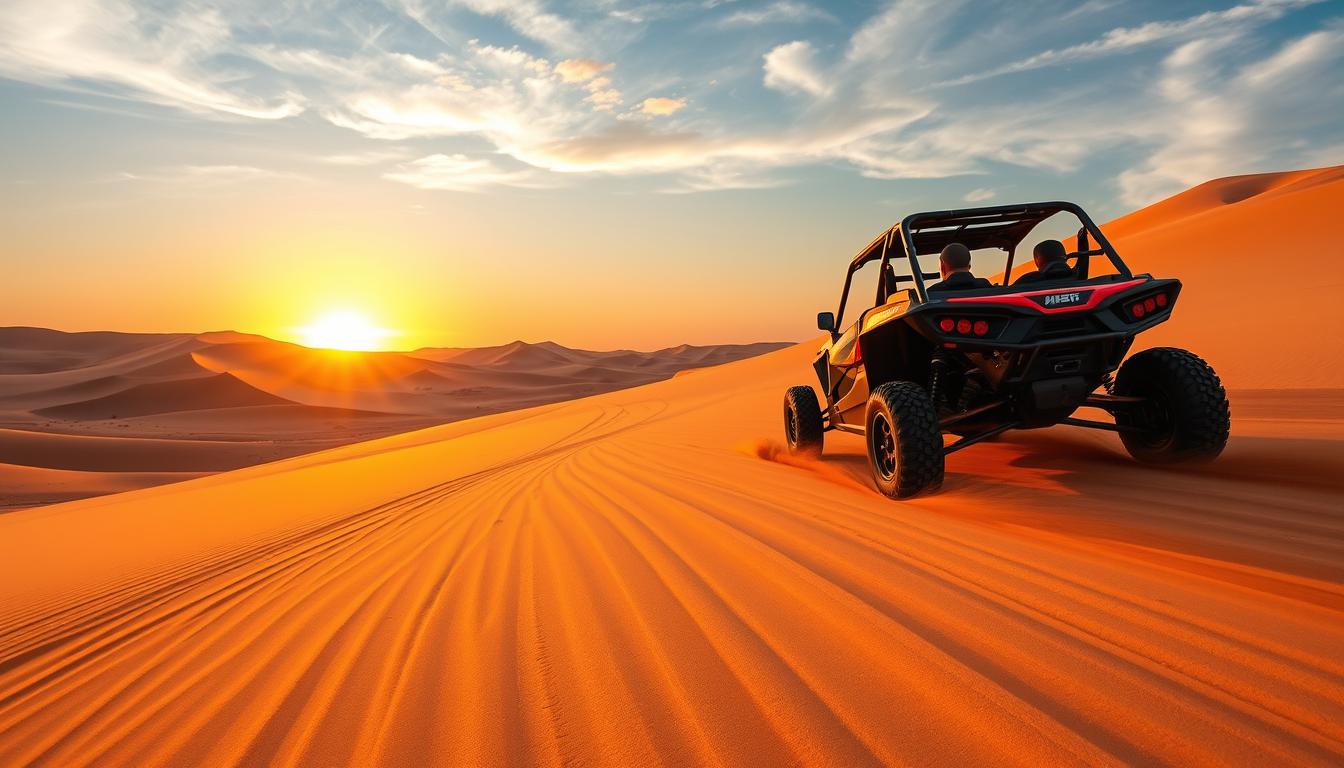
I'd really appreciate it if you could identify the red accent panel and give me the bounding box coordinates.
[944,278,1147,314]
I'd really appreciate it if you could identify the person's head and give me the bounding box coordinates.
[939,242,972,279]
[1032,239,1067,271]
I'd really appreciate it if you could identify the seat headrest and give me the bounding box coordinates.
[1043,259,1073,277]
[883,264,898,297]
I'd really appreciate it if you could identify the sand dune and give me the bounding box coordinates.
[34,373,291,420]
[1101,165,1344,388]
[0,428,287,473]
[0,464,208,511]
[0,329,787,508]
[0,341,1340,766]
[0,333,209,399]
[0,328,189,375]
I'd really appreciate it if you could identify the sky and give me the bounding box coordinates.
[1,0,1341,350]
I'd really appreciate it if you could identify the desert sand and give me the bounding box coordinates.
[0,329,785,509]
[0,169,1341,765]
[1112,165,1344,388]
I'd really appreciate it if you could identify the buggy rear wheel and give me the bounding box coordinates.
[865,382,944,498]
[1114,347,1230,464]
[783,385,824,456]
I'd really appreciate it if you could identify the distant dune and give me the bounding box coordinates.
[0,330,789,508]
[34,373,291,420]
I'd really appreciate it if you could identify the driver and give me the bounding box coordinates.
[1014,239,1073,285]
[927,243,991,292]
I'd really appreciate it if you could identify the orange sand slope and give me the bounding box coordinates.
[1,340,1341,766]
[1105,165,1344,388]
[0,329,786,508]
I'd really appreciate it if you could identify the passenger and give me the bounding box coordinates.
[927,243,992,292]
[1013,239,1074,285]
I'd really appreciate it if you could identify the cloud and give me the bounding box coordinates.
[321,41,580,141]
[640,96,687,116]
[554,58,613,82]
[0,0,302,119]
[963,188,995,202]
[117,164,301,187]
[585,79,626,109]
[401,0,580,53]
[553,58,622,110]
[383,153,544,191]
[319,149,416,166]
[763,41,829,96]
[938,0,1324,87]
[1117,24,1344,206]
[585,80,623,110]
[716,2,832,27]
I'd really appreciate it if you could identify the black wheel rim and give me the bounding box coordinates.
[1126,386,1176,449]
[785,403,799,447]
[871,413,897,480]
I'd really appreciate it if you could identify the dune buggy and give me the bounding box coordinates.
[783,201,1230,498]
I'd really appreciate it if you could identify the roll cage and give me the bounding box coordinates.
[831,202,1132,331]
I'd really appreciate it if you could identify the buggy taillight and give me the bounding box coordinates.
[1124,288,1174,321]
[936,315,996,338]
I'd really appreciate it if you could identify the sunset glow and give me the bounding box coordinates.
[294,310,394,351]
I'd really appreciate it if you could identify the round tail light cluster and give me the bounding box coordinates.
[937,316,991,337]
[1128,291,1172,320]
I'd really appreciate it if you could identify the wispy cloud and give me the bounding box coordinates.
[398,0,580,53]
[383,153,545,191]
[1117,23,1344,205]
[763,41,829,96]
[0,0,302,119]
[117,164,301,186]
[963,188,995,202]
[937,0,1324,87]
[319,149,416,166]
[716,1,832,27]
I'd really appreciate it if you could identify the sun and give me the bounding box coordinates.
[295,309,395,351]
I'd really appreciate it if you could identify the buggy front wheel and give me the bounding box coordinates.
[783,385,824,456]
